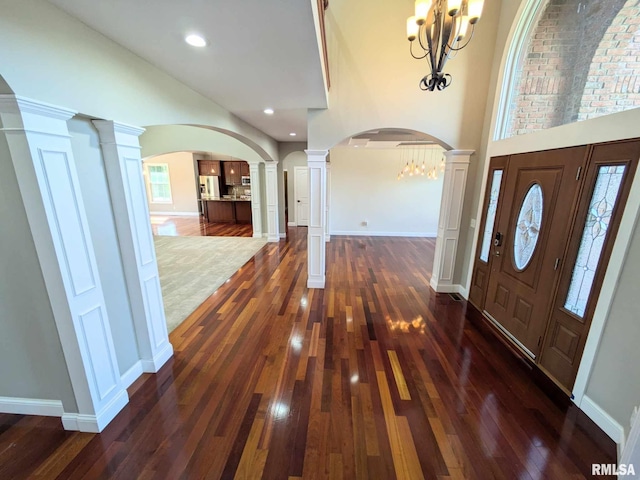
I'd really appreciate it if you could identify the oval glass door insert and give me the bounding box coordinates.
[513,183,543,270]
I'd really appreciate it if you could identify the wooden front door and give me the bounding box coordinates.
[484,147,588,357]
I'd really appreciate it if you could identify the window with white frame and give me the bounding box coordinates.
[146,164,172,203]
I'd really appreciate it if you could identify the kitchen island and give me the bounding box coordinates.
[202,198,252,224]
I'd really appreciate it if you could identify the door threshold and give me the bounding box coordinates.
[483,311,537,360]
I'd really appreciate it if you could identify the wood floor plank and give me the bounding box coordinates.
[0,228,617,479]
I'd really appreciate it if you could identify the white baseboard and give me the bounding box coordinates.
[307,276,325,289]
[287,221,297,227]
[621,407,640,467]
[330,230,437,238]
[149,211,199,217]
[140,343,174,373]
[325,234,330,243]
[267,235,280,242]
[279,232,286,239]
[429,277,467,297]
[0,396,64,417]
[62,389,129,433]
[121,361,144,389]
[253,233,263,238]
[580,395,625,447]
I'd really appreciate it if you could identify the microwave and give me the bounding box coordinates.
[241,176,251,186]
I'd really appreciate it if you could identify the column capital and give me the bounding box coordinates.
[93,120,145,148]
[305,149,329,160]
[0,95,76,137]
[444,149,475,164]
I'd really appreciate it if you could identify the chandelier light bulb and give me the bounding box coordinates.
[440,158,446,172]
[468,0,484,24]
[457,16,470,41]
[407,16,419,41]
[414,0,431,25]
[421,161,426,171]
[447,0,462,16]
[404,162,410,173]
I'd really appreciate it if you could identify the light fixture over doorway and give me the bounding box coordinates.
[407,0,484,91]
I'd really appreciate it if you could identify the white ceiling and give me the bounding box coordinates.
[47,0,328,142]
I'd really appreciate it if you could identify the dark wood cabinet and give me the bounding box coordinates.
[203,200,252,224]
[222,161,249,185]
[223,162,241,185]
[234,201,252,224]
[198,160,221,176]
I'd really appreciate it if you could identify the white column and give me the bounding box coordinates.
[306,149,328,288]
[430,150,473,293]
[93,120,173,373]
[0,95,127,432]
[249,162,263,238]
[325,161,331,243]
[265,162,280,242]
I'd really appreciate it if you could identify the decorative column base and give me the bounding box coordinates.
[430,150,473,294]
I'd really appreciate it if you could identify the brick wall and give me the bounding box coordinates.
[506,0,636,137]
[577,0,640,121]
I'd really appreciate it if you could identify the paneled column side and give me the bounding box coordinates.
[0,95,128,432]
[93,120,173,374]
[265,162,280,242]
[249,162,263,238]
[325,161,331,243]
[430,150,473,294]
[306,149,328,288]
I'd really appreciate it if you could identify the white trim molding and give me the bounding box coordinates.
[0,95,128,433]
[61,388,128,433]
[305,150,328,289]
[330,231,437,238]
[580,395,625,447]
[325,162,331,243]
[93,120,174,375]
[121,361,144,390]
[0,397,64,417]
[431,150,473,293]
[288,221,298,227]
[621,407,640,468]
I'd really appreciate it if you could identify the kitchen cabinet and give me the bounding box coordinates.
[223,161,241,185]
[234,201,252,224]
[203,200,252,224]
[198,160,221,176]
[240,162,250,176]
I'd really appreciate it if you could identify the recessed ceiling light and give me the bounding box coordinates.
[264,108,274,115]
[289,132,297,137]
[185,34,207,47]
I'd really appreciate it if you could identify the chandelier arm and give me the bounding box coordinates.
[436,10,454,75]
[446,24,476,52]
[410,41,429,60]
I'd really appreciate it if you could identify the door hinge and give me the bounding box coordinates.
[554,258,561,270]
[538,336,542,347]
[576,166,582,180]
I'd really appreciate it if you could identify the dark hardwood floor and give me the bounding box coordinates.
[150,214,253,237]
[0,229,615,479]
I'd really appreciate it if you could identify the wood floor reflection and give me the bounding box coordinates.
[150,214,253,237]
[0,229,615,479]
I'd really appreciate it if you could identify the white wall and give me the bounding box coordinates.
[70,117,140,376]
[329,147,442,236]
[143,152,198,215]
[0,0,278,161]
[0,118,76,410]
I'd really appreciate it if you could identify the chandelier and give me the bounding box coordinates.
[396,144,445,181]
[407,0,484,91]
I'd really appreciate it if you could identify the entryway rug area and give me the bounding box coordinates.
[154,235,268,332]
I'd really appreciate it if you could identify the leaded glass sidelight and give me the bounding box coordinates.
[564,165,626,318]
[480,170,504,262]
[513,184,543,270]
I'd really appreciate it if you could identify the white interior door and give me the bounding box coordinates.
[294,166,309,226]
